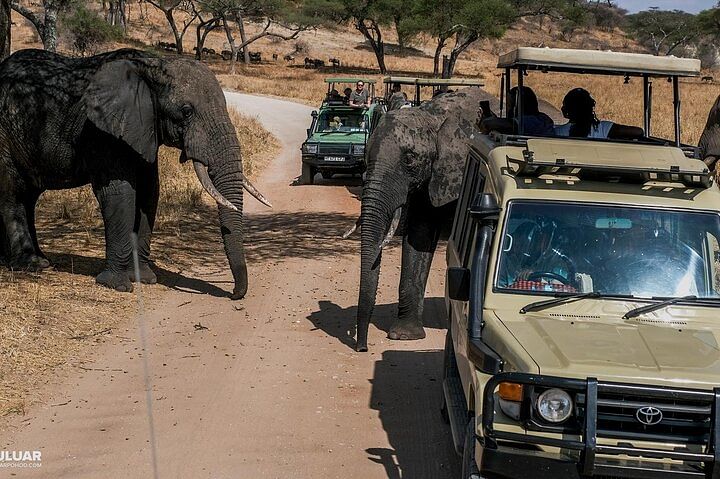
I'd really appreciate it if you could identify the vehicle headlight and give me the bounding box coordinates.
[303,143,318,154]
[352,144,365,155]
[536,388,573,423]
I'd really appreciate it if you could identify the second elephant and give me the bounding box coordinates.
[355,87,562,351]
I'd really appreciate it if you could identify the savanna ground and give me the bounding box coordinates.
[3,5,720,419]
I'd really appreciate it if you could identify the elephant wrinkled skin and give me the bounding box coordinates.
[355,87,562,351]
[700,94,720,173]
[0,49,268,298]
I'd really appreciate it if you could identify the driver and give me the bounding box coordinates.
[501,220,577,292]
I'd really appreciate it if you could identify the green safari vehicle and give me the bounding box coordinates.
[300,78,384,184]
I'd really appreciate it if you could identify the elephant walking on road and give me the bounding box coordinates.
[699,94,720,173]
[355,87,563,352]
[0,49,270,298]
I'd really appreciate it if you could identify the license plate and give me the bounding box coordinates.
[324,156,345,162]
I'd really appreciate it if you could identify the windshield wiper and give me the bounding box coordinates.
[623,295,697,319]
[520,291,601,314]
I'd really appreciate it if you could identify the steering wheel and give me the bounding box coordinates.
[527,271,573,285]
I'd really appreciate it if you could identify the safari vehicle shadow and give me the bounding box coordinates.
[306,298,447,350]
[368,349,460,478]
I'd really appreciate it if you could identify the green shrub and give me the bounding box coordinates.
[62,5,123,56]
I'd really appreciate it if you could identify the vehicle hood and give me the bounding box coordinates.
[492,304,720,389]
[306,133,366,144]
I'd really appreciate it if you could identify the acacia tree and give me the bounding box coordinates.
[10,0,74,51]
[145,0,198,53]
[1,0,9,59]
[626,8,700,56]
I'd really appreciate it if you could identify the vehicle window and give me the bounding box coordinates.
[495,201,720,299]
[315,111,368,133]
[451,154,484,266]
[709,233,720,295]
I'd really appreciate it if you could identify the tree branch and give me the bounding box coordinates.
[9,0,43,31]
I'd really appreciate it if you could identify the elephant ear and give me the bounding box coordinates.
[83,60,158,163]
[428,116,476,207]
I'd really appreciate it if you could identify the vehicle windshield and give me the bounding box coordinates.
[495,201,720,299]
[315,110,368,133]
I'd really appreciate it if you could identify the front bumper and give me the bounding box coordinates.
[478,372,720,479]
[302,154,365,171]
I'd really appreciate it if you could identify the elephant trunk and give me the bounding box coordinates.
[356,173,408,352]
[208,156,249,300]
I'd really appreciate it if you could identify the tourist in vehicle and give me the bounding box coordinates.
[388,83,408,111]
[343,87,352,104]
[349,81,370,108]
[479,86,555,136]
[327,88,343,103]
[555,88,644,140]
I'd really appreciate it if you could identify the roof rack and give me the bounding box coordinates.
[324,78,376,84]
[507,138,712,189]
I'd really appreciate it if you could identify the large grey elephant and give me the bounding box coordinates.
[355,87,562,352]
[699,94,720,173]
[0,49,269,299]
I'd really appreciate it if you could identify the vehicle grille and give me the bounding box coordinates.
[318,144,351,155]
[578,390,712,444]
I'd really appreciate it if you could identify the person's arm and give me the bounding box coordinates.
[480,116,515,134]
[608,123,644,140]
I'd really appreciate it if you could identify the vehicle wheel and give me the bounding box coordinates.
[301,164,315,185]
[461,419,482,479]
[321,172,334,180]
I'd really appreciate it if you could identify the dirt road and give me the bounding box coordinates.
[3,93,459,478]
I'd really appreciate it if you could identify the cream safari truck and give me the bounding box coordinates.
[443,48,720,479]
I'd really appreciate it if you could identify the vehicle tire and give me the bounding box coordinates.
[321,172,334,180]
[461,419,482,479]
[301,164,315,185]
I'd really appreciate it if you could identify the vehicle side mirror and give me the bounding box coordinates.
[447,267,471,302]
[470,193,500,223]
[307,128,312,137]
[311,110,318,118]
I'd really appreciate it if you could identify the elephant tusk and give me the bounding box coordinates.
[241,174,273,208]
[379,208,402,249]
[193,161,239,211]
[341,217,361,239]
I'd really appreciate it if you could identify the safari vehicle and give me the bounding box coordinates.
[382,76,485,106]
[442,48,720,479]
[300,78,383,184]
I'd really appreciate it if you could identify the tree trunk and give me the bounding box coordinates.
[235,12,250,64]
[165,9,183,53]
[222,15,238,75]
[443,31,478,78]
[42,7,58,52]
[356,19,387,74]
[195,17,217,60]
[0,0,10,59]
[433,38,446,77]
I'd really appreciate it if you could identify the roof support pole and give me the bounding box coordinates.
[643,75,652,137]
[499,72,505,118]
[517,67,524,135]
[673,76,681,147]
[504,67,511,120]
[415,84,420,106]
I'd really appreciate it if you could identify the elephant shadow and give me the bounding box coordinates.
[46,252,231,298]
[306,298,447,351]
[367,350,460,478]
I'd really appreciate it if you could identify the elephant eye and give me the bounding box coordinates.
[181,104,194,118]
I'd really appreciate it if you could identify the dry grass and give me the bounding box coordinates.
[0,110,278,418]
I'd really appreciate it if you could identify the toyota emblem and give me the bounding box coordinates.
[635,406,663,426]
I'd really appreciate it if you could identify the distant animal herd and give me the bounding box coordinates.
[156,41,341,69]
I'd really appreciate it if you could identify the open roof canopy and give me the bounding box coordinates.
[498,47,701,77]
[324,77,376,84]
[383,76,484,86]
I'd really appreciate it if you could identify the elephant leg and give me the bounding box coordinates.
[22,190,46,261]
[127,162,158,284]
[0,199,48,271]
[93,178,135,293]
[389,195,442,341]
